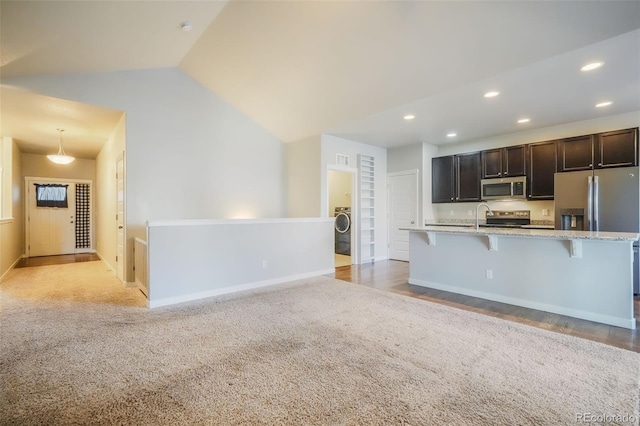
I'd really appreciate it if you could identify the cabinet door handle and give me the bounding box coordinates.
[598,163,602,166]
[498,172,502,176]
[504,172,508,175]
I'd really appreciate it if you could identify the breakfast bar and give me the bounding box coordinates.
[403,226,639,329]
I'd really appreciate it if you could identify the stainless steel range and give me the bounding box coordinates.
[480,210,531,228]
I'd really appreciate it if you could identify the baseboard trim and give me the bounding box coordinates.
[95,251,115,272]
[0,254,24,282]
[148,268,335,309]
[409,277,636,330]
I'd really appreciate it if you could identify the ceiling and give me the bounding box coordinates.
[1,0,640,157]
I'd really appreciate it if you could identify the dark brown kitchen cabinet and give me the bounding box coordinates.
[432,153,481,203]
[595,127,638,168]
[432,156,455,203]
[481,145,526,178]
[557,135,594,172]
[527,140,557,200]
[455,152,481,201]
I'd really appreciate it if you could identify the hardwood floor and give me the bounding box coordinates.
[15,253,100,268]
[328,260,640,353]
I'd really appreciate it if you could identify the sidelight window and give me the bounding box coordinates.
[35,184,69,208]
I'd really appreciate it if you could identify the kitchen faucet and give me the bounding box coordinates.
[476,202,494,230]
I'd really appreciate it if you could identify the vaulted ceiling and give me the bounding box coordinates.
[1,0,639,158]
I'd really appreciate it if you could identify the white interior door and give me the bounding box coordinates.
[29,182,76,256]
[116,155,125,282]
[388,170,418,261]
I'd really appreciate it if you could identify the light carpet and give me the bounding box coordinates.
[1,262,639,425]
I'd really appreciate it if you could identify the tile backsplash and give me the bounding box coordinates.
[430,200,555,225]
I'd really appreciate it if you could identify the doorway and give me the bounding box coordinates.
[328,169,354,267]
[26,177,93,257]
[388,170,419,261]
[116,154,125,282]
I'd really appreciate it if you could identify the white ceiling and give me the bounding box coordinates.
[1,0,640,157]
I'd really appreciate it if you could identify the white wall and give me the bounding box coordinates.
[286,136,321,217]
[321,134,388,262]
[5,68,287,281]
[146,218,334,308]
[328,170,352,214]
[422,143,439,221]
[388,144,424,224]
[0,139,24,281]
[409,230,635,329]
[95,114,126,273]
[21,153,96,181]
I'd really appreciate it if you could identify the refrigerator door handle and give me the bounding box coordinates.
[587,176,593,231]
[593,175,599,232]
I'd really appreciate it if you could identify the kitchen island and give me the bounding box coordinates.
[403,225,638,329]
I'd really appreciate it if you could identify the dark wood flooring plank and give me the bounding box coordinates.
[16,253,100,268]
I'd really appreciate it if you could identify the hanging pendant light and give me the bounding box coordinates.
[47,128,75,165]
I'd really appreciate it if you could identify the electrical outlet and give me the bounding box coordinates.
[542,209,549,216]
[485,269,493,279]
[262,260,268,268]
[449,210,454,216]
[467,210,473,216]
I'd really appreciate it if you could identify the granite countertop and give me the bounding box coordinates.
[402,225,639,242]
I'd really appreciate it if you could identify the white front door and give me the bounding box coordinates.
[28,182,76,256]
[388,170,418,261]
[116,155,125,282]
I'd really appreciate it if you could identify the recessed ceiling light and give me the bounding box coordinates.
[517,118,530,124]
[447,132,457,138]
[581,62,604,72]
[484,91,500,98]
[403,115,415,120]
[595,101,613,108]
[180,21,193,32]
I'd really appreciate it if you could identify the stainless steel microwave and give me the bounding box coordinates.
[481,176,527,200]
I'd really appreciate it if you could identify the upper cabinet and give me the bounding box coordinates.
[595,128,638,168]
[557,135,594,172]
[431,127,638,203]
[557,128,638,172]
[432,153,481,203]
[432,156,455,203]
[527,140,557,200]
[455,152,481,202]
[481,145,526,178]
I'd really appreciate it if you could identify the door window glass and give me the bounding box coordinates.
[35,184,69,208]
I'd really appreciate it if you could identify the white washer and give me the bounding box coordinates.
[334,207,351,255]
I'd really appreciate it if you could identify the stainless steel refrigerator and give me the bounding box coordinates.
[554,167,639,294]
